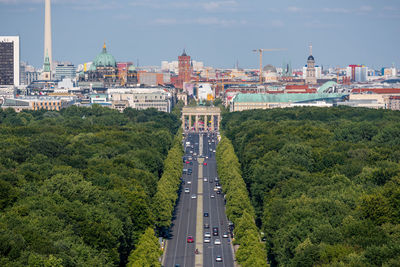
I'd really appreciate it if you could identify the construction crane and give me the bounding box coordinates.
[252,48,287,84]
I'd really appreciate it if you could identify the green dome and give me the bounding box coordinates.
[93,43,116,68]
[128,65,136,72]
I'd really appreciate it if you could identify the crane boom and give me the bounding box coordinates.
[253,48,287,84]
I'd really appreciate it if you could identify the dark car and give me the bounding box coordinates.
[204,223,210,229]
[204,212,209,217]
[213,227,219,236]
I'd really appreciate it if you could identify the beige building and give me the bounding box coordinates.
[2,96,73,112]
[108,88,172,113]
[388,96,400,110]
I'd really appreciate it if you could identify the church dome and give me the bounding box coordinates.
[263,64,277,73]
[128,65,136,72]
[308,55,315,61]
[93,43,116,68]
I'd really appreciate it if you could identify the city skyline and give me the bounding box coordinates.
[0,0,399,69]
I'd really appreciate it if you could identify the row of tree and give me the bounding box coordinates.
[216,137,268,267]
[222,107,400,266]
[127,228,162,267]
[0,106,180,266]
[152,130,184,236]
[126,129,184,266]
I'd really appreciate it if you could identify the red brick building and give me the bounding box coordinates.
[176,50,192,89]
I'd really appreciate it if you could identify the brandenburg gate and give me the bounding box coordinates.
[182,106,221,132]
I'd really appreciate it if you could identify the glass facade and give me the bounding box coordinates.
[0,42,14,85]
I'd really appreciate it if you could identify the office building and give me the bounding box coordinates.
[355,66,368,83]
[0,36,20,86]
[109,88,172,113]
[55,63,76,80]
[2,96,74,112]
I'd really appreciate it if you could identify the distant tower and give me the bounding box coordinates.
[44,0,52,71]
[306,43,317,84]
[42,50,51,80]
[178,49,191,89]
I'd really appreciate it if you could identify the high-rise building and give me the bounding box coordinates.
[0,36,20,86]
[44,0,52,70]
[177,49,192,88]
[305,44,317,84]
[55,63,76,80]
[355,66,368,83]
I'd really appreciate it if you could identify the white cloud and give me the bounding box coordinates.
[153,18,178,25]
[153,16,246,27]
[360,6,373,12]
[270,20,284,28]
[287,6,302,13]
[322,7,351,14]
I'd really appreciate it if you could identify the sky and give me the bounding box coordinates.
[0,0,399,69]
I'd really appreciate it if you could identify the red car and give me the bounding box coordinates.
[203,162,207,166]
[186,161,190,164]
[187,236,194,243]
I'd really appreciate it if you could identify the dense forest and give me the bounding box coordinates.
[0,105,180,266]
[222,107,400,266]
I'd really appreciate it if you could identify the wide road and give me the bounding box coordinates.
[163,132,234,267]
[202,133,235,267]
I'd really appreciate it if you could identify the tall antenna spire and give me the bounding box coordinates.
[44,0,52,70]
[309,43,313,56]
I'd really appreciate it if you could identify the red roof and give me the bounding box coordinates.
[351,88,400,94]
[286,85,309,90]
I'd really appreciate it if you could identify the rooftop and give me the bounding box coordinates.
[233,92,348,103]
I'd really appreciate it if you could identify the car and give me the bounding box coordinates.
[175,264,180,267]
[209,179,213,183]
[193,152,197,156]
[213,227,219,236]
[210,194,215,198]
[214,187,219,192]
[216,256,222,262]
[187,181,192,185]
[206,156,209,159]
[213,150,216,153]
[203,162,207,166]
[204,232,211,238]
[204,238,211,243]
[184,188,190,193]
[204,223,210,229]
[203,178,208,182]
[216,185,222,189]
[187,236,194,243]
[216,190,221,194]
[204,212,209,217]
[214,239,221,245]
[185,161,190,164]
[191,194,197,199]
[222,232,229,238]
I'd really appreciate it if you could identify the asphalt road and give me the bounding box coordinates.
[202,133,235,267]
[163,132,234,267]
